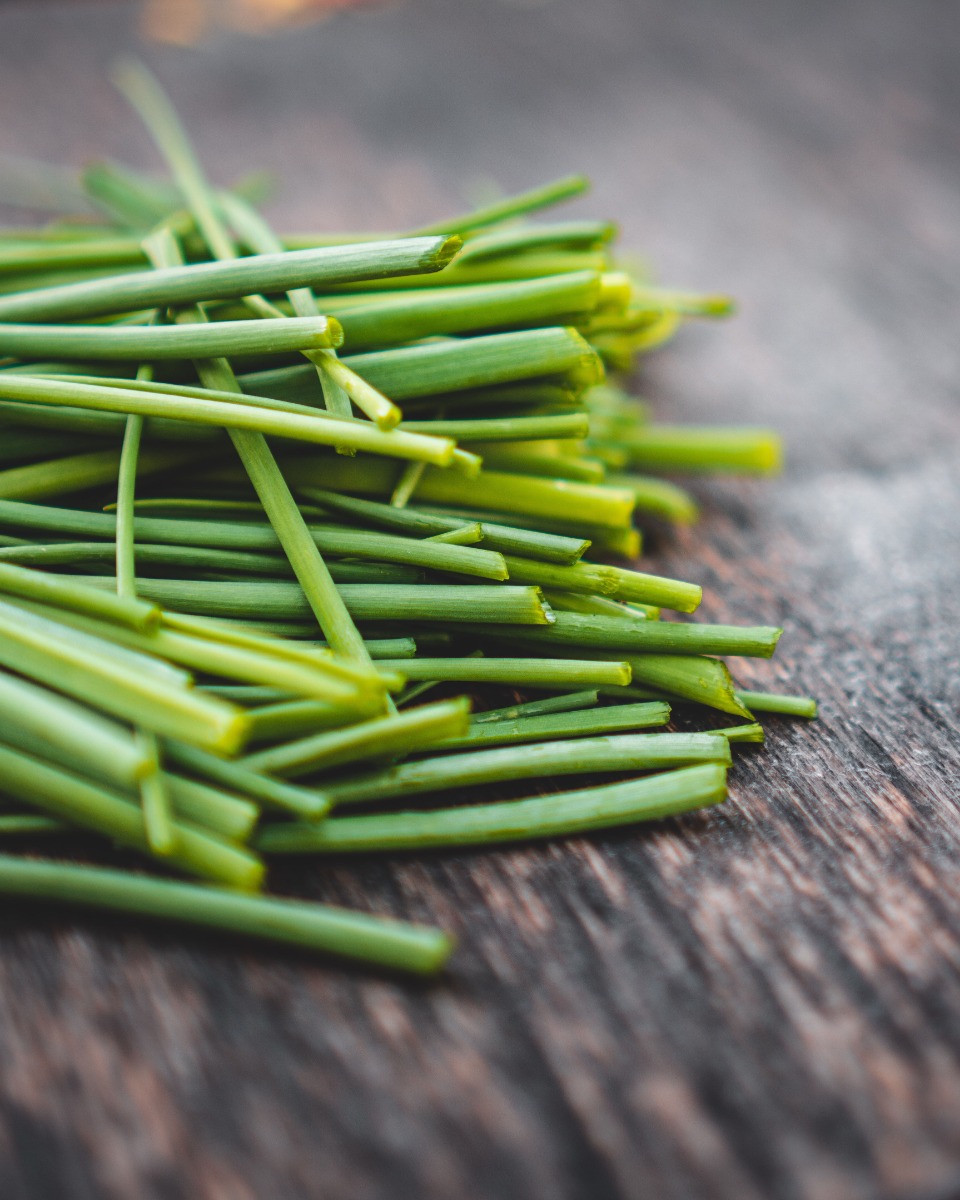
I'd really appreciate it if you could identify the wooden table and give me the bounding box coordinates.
[0,2,958,1197]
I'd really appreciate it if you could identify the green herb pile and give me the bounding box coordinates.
[0,63,815,974]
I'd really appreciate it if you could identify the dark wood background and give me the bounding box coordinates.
[0,1,958,1197]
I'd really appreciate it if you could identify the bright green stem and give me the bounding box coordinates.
[0,239,459,323]
[282,458,634,533]
[317,732,731,810]
[0,853,452,973]
[0,743,263,888]
[0,374,453,463]
[473,690,599,724]
[402,413,589,443]
[118,578,553,625]
[410,174,589,236]
[243,327,603,404]
[0,597,249,753]
[477,612,781,657]
[258,762,728,854]
[136,730,176,855]
[0,669,152,789]
[242,698,471,779]
[625,656,752,718]
[0,558,159,631]
[604,474,700,523]
[0,446,192,502]
[373,657,631,689]
[299,488,588,565]
[433,700,671,752]
[0,316,341,360]
[608,427,783,474]
[734,690,818,718]
[163,740,330,821]
[712,723,765,743]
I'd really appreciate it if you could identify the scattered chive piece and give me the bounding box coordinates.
[734,690,818,719]
[0,854,452,974]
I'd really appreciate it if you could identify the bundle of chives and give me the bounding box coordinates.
[0,62,817,974]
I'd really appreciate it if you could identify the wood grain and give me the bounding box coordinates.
[0,1,959,1197]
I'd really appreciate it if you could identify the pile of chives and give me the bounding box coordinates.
[0,62,816,975]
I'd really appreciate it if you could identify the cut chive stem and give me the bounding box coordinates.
[316,732,732,810]
[473,690,600,724]
[0,853,452,973]
[241,698,471,779]
[258,762,728,854]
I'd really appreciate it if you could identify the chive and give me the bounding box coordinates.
[241,698,471,779]
[106,578,553,625]
[0,541,420,584]
[401,413,590,442]
[0,669,152,789]
[246,697,372,744]
[0,853,452,973]
[258,762,728,854]
[372,657,631,689]
[0,374,455,464]
[282,459,634,533]
[499,558,701,613]
[424,523,483,546]
[0,558,160,631]
[0,597,249,753]
[410,174,590,236]
[473,690,600,724]
[137,732,176,856]
[298,488,589,565]
[163,741,330,821]
[603,474,700,524]
[0,743,263,888]
[471,612,781,657]
[0,316,340,361]
[600,426,783,474]
[243,326,603,404]
[0,240,459,323]
[542,590,657,623]
[325,272,601,350]
[20,600,378,706]
[734,690,818,719]
[431,700,671,752]
[625,656,752,718]
[0,238,145,273]
[0,816,69,837]
[316,731,730,810]
[712,723,765,743]
[0,445,193,502]
[455,220,616,261]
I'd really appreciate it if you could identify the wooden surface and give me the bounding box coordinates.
[1,2,959,1197]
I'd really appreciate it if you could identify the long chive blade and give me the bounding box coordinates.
[0,853,452,973]
[316,732,731,810]
[432,700,671,752]
[258,762,728,854]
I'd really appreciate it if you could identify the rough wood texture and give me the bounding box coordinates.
[1,1,959,1197]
